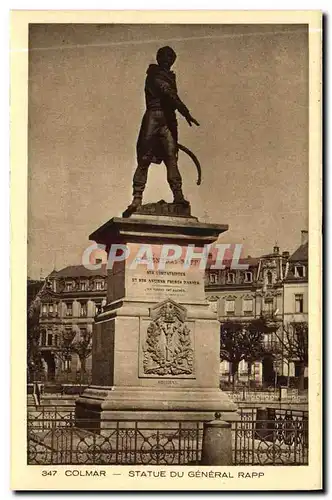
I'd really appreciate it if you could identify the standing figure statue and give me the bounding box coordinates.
[126,46,200,213]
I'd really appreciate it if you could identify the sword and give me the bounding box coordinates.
[178,143,202,186]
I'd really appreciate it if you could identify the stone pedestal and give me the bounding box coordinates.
[76,212,237,426]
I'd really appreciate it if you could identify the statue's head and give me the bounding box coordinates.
[156,46,177,69]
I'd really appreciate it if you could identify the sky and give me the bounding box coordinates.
[27,23,308,279]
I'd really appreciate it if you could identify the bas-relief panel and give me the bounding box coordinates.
[139,299,196,379]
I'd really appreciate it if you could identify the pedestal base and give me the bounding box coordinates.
[75,385,238,427]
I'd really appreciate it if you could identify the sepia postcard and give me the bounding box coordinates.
[10,10,322,491]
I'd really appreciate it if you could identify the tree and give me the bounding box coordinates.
[71,330,92,384]
[220,318,273,389]
[27,283,45,382]
[54,328,76,382]
[270,321,308,391]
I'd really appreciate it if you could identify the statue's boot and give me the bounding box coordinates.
[173,189,189,205]
[123,195,142,217]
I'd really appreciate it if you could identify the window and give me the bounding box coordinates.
[244,271,253,283]
[80,302,87,317]
[95,281,104,291]
[227,273,235,284]
[49,304,53,314]
[79,281,88,291]
[294,362,305,378]
[295,265,305,278]
[295,294,304,313]
[225,299,235,315]
[41,304,48,317]
[47,333,53,346]
[54,334,58,346]
[66,303,73,316]
[264,298,273,315]
[65,281,74,292]
[209,273,218,284]
[243,298,253,313]
[40,330,46,346]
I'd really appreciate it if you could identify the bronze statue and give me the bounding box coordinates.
[126,46,201,215]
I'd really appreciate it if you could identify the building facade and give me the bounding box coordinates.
[38,265,107,382]
[205,232,308,387]
[282,230,308,381]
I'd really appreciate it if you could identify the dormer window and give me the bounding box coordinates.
[244,271,253,283]
[209,273,218,284]
[227,272,235,284]
[79,281,88,291]
[48,279,57,292]
[95,280,104,291]
[266,271,273,285]
[65,281,74,292]
[294,265,305,278]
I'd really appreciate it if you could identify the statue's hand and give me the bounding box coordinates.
[185,115,200,127]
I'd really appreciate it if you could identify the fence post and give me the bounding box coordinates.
[255,407,276,442]
[255,407,269,439]
[201,412,233,465]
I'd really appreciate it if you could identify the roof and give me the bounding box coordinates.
[49,264,107,278]
[207,257,260,269]
[289,242,308,262]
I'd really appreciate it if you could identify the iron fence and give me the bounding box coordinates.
[27,406,75,431]
[28,418,203,465]
[232,408,308,465]
[27,406,308,466]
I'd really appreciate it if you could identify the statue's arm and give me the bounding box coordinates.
[154,75,191,119]
[154,75,200,127]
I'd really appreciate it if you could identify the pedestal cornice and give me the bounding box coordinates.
[89,215,228,246]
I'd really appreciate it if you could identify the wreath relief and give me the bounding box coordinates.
[143,300,194,376]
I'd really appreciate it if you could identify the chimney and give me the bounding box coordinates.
[282,251,290,259]
[301,230,308,245]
